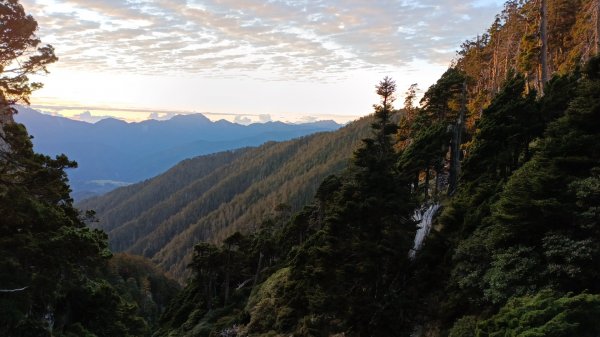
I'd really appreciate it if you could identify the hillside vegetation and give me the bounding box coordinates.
[78,119,372,280]
[151,55,600,337]
[148,0,600,335]
[0,121,180,337]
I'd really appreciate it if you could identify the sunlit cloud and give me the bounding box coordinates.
[23,0,503,79]
[21,0,505,122]
[299,115,319,123]
[30,103,360,124]
[148,111,178,120]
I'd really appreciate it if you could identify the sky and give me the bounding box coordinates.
[22,0,506,124]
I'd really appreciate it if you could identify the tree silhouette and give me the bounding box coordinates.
[0,0,57,115]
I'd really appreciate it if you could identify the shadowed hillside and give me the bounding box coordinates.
[77,117,372,280]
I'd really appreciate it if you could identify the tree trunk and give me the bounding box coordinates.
[448,81,466,195]
[424,167,430,199]
[206,280,212,311]
[540,0,549,92]
[224,252,231,305]
[414,171,419,194]
[0,286,28,292]
[253,252,264,288]
[596,0,600,55]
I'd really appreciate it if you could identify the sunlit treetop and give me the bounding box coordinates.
[0,0,57,113]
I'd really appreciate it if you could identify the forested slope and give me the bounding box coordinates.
[452,0,600,128]
[78,119,372,280]
[149,1,600,336]
[151,55,600,337]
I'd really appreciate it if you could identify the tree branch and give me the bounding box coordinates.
[0,286,28,293]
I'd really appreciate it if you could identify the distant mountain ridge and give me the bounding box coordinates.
[14,106,341,199]
[77,116,372,280]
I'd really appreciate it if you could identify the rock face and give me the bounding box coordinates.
[0,107,13,124]
[409,203,441,260]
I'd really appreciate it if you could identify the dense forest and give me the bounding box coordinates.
[2,0,600,336]
[78,118,371,280]
[149,57,600,336]
[0,113,180,336]
[148,0,600,335]
[0,1,179,336]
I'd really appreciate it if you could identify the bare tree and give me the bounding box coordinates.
[596,0,600,54]
[540,0,549,91]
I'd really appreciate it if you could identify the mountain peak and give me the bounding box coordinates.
[168,113,212,124]
[95,117,128,126]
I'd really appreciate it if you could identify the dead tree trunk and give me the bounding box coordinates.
[448,81,466,195]
[252,252,264,288]
[0,286,28,293]
[424,167,430,199]
[224,252,231,305]
[540,0,549,92]
[596,0,600,55]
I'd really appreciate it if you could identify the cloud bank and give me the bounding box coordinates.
[23,0,503,79]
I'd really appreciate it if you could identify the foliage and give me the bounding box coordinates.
[449,291,600,337]
[417,55,600,336]
[104,253,180,330]
[0,0,57,109]
[0,3,182,336]
[455,0,596,125]
[477,291,600,337]
[0,122,149,337]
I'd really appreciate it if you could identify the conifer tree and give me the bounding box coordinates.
[0,0,57,115]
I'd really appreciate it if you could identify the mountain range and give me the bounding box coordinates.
[14,106,341,199]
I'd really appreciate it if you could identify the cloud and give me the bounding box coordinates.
[298,115,319,123]
[148,111,178,120]
[234,115,252,124]
[258,114,272,122]
[23,0,504,78]
[71,110,116,123]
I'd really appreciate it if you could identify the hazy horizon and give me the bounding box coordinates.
[24,104,351,125]
[23,0,506,123]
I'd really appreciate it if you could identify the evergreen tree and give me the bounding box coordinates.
[0,0,57,111]
[0,2,157,336]
[0,123,149,337]
[271,77,416,336]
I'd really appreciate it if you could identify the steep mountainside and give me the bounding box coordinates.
[151,51,600,337]
[15,107,340,199]
[147,1,600,336]
[453,0,600,128]
[77,117,371,279]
